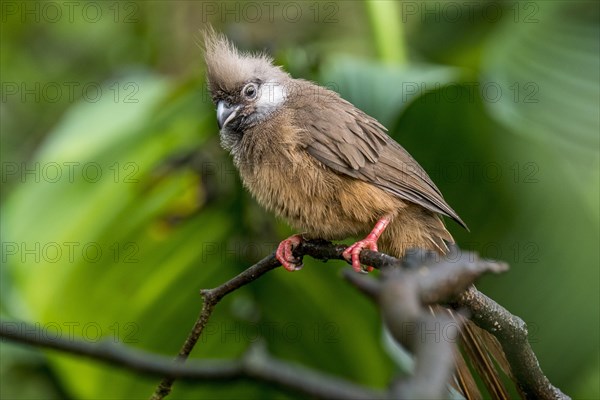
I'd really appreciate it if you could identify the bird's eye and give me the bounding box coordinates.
[243,83,258,99]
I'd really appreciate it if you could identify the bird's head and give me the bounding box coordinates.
[203,29,290,139]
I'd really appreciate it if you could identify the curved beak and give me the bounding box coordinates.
[216,101,240,129]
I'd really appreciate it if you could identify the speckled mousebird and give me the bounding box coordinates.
[202,28,513,400]
[203,30,468,274]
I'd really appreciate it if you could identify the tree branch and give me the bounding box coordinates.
[0,321,382,399]
[343,246,509,399]
[151,253,281,399]
[453,287,569,400]
[1,240,569,400]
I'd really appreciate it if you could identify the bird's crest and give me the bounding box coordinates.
[202,26,287,94]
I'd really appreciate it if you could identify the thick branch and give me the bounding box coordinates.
[0,320,240,379]
[454,287,569,400]
[378,269,458,399]
[0,321,381,399]
[304,242,567,399]
[368,247,507,399]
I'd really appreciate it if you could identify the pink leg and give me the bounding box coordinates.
[276,234,304,271]
[343,216,391,273]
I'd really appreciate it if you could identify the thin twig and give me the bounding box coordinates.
[150,253,281,399]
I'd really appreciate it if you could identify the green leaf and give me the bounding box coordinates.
[319,56,462,128]
[476,3,599,396]
[482,2,599,221]
[1,72,256,398]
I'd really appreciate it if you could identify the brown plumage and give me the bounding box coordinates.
[204,30,464,262]
[203,28,511,399]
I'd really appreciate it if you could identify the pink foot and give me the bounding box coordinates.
[343,216,391,273]
[276,234,304,271]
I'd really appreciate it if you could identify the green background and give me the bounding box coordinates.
[1,1,598,399]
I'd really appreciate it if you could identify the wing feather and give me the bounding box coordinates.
[294,83,467,229]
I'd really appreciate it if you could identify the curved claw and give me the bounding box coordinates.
[342,216,392,273]
[276,234,304,271]
[343,240,376,273]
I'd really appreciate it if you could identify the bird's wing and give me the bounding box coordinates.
[295,91,467,229]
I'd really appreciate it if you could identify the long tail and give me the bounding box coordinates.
[428,305,512,400]
[384,211,514,398]
[427,215,513,399]
[454,309,512,399]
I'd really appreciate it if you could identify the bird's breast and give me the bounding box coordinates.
[236,141,403,240]
[237,147,334,234]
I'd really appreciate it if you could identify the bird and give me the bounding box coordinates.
[203,28,510,399]
[203,30,467,273]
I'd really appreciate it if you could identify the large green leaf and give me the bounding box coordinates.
[483,1,599,222]
[1,73,251,398]
[320,56,462,128]
[478,2,599,396]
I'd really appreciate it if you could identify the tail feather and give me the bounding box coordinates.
[459,314,511,400]
[428,306,512,400]
[452,343,483,400]
[394,213,511,400]
[479,327,513,379]
[422,218,513,400]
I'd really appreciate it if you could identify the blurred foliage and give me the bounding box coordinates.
[1,1,598,399]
